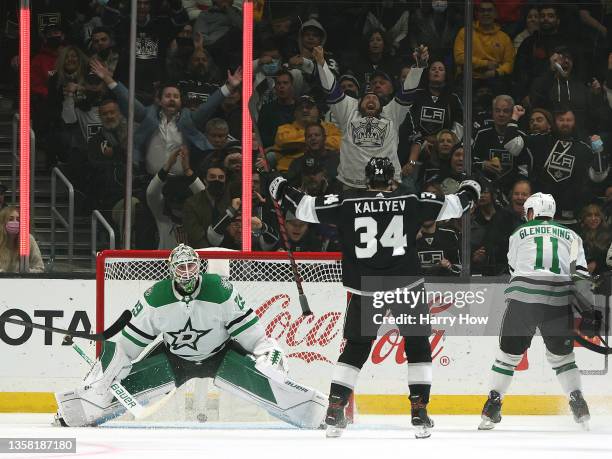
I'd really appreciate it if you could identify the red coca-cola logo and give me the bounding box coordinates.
[371,329,445,364]
[255,293,447,364]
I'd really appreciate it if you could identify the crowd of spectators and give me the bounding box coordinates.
[0,0,610,276]
[249,0,612,276]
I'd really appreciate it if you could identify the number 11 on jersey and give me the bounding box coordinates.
[533,236,560,274]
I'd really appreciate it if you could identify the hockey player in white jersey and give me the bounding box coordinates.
[479,193,592,430]
[55,244,327,427]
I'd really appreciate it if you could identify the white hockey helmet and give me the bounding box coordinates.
[523,192,556,220]
[168,244,201,294]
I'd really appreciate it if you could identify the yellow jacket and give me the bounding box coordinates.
[454,22,514,79]
[273,121,341,172]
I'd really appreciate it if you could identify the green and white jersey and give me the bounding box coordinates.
[505,220,588,306]
[118,274,266,362]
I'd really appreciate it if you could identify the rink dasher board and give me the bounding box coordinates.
[0,278,611,413]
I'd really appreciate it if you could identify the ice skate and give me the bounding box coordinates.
[479,391,502,430]
[410,395,434,439]
[569,390,590,430]
[325,395,348,438]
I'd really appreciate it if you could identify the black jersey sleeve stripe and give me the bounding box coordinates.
[126,321,156,341]
[226,309,253,330]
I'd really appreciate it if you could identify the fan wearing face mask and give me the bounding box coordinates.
[0,207,44,273]
[182,162,233,249]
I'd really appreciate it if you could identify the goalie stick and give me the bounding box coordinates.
[0,310,132,341]
[67,338,178,421]
[569,237,612,356]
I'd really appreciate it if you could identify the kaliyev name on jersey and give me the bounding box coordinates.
[354,199,406,214]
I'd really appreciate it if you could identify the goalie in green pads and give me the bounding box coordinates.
[55,244,327,428]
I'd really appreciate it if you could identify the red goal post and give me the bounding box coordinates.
[96,250,343,356]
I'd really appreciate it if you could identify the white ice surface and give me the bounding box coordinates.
[1,414,611,459]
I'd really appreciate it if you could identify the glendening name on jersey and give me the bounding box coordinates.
[120,273,261,362]
[505,219,588,306]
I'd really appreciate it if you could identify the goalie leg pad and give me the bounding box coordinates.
[214,350,328,429]
[56,353,176,426]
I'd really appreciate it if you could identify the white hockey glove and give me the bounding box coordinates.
[268,176,288,204]
[458,179,481,202]
[253,339,289,383]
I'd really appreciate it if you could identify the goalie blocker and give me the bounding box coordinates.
[56,343,327,429]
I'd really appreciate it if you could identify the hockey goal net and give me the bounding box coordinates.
[96,249,347,423]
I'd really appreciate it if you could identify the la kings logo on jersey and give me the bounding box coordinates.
[418,250,444,266]
[420,106,445,134]
[350,117,389,148]
[86,123,102,141]
[136,34,159,60]
[489,148,513,176]
[546,140,575,182]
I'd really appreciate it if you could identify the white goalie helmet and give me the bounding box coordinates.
[523,192,556,220]
[168,244,201,294]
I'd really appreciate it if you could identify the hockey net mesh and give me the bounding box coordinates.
[103,256,342,284]
[101,252,344,365]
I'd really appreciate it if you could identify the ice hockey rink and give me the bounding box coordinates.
[2,414,612,459]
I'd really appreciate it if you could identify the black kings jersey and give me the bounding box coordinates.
[408,88,463,136]
[284,186,474,293]
[526,133,595,219]
[416,227,462,276]
[473,124,532,192]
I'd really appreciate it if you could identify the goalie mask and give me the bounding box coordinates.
[168,244,201,294]
[523,192,556,220]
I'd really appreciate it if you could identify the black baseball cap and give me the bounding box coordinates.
[552,45,574,60]
[369,69,393,84]
[43,24,62,36]
[224,140,242,152]
[339,74,361,91]
[295,95,317,108]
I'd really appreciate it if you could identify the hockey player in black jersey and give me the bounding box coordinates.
[269,157,480,439]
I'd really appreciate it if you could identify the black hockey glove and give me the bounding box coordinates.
[458,179,481,202]
[269,176,288,204]
[579,309,603,338]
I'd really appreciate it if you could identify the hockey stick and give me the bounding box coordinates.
[256,147,312,316]
[569,237,612,356]
[68,340,146,418]
[0,310,132,341]
[69,339,180,420]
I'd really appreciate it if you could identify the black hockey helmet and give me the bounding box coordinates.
[365,157,394,188]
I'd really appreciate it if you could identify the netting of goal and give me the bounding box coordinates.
[97,249,346,423]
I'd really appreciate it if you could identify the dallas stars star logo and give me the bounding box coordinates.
[167,318,212,351]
